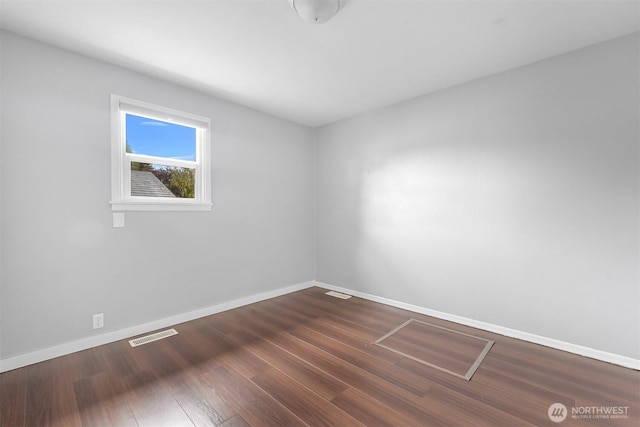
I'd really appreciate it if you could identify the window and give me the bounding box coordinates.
[110,95,212,211]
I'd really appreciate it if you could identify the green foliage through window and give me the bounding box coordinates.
[131,162,195,198]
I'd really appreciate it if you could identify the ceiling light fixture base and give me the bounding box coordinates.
[289,0,341,24]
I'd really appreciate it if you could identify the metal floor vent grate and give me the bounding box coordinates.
[325,290,352,299]
[129,329,178,347]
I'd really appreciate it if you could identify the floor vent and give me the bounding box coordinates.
[325,290,352,299]
[129,329,178,347]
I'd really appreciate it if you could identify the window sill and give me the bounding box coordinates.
[110,201,213,212]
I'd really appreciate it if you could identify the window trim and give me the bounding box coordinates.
[110,95,212,211]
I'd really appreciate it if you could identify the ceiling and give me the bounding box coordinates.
[1,0,638,127]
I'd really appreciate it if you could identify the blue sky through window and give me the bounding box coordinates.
[126,114,196,161]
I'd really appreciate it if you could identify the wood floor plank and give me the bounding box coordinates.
[330,387,419,427]
[487,340,640,405]
[307,313,414,365]
[24,348,101,427]
[395,351,573,425]
[160,360,236,427]
[296,290,409,332]
[217,414,251,427]
[23,362,58,426]
[288,323,433,396]
[201,364,307,427]
[94,340,144,378]
[133,331,236,427]
[265,330,453,425]
[482,348,637,407]
[73,372,137,427]
[422,384,538,427]
[223,329,349,401]
[120,369,194,427]
[267,293,327,320]
[0,367,26,427]
[250,367,364,427]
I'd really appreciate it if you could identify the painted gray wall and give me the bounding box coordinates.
[315,33,639,359]
[0,32,315,359]
[2,30,638,363]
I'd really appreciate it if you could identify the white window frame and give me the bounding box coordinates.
[110,95,212,211]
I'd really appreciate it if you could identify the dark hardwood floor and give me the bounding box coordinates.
[1,286,638,426]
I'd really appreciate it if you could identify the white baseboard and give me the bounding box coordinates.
[0,281,315,373]
[4,280,637,373]
[315,281,640,371]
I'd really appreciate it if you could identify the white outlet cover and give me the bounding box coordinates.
[93,313,104,329]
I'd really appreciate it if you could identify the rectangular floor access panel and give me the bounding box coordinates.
[373,318,494,381]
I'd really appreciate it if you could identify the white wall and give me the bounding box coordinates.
[315,33,639,359]
[0,32,315,360]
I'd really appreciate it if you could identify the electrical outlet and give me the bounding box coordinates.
[93,313,104,329]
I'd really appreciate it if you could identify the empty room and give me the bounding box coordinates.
[0,0,638,426]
